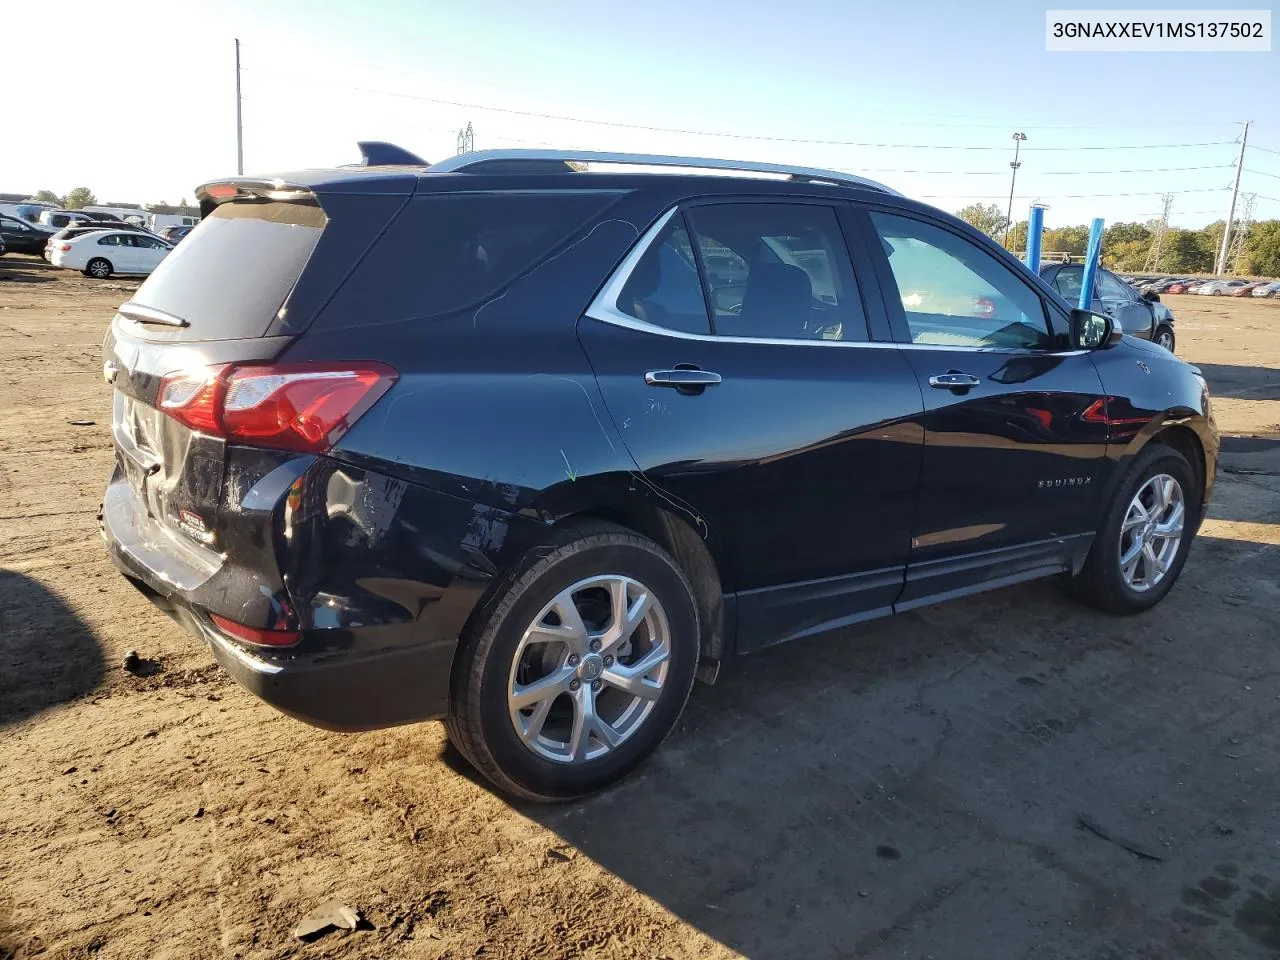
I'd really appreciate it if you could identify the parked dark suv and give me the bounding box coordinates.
[1041,263,1178,352]
[102,146,1218,801]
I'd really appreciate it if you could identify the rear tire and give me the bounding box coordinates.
[85,258,112,279]
[446,523,700,802]
[1069,443,1198,614]
[1154,325,1175,352]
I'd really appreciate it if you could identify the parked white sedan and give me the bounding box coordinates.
[50,229,173,279]
[1194,279,1251,296]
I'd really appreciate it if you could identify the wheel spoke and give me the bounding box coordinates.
[567,688,595,762]
[1142,541,1164,580]
[518,695,555,744]
[607,578,629,637]
[511,664,573,711]
[593,715,622,748]
[1157,476,1175,512]
[1154,502,1185,538]
[547,590,589,654]
[1120,535,1144,572]
[1121,510,1147,532]
[603,666,663,701]
[625,590,654,637]
[599,579,654,653]
[627,643,669,678]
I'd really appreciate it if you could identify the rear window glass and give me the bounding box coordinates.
[129,201,324,339]
[313,191,621,330]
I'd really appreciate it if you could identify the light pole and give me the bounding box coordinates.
[1004,132,1026,248]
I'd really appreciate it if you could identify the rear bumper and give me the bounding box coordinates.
[118,574,454,730]
[102,454,540,731]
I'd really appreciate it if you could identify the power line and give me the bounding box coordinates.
[921,187,1227,199]
[857,164,1231,176]
[1244,167,1280,180]
[347,89,1243,152]
[231,66,1237,152]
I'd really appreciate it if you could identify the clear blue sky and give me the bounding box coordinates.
[9,0,1279,227]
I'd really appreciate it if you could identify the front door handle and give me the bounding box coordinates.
[928,373,981,389]
[644,369,722,389]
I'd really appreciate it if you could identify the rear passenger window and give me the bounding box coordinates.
[318,191,622,326]
[871,212,1052,350]
[618,220,710,334]
[688,203,866,341]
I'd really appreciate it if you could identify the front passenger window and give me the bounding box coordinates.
[871,212,1052,350]
[1096,269,1134,301]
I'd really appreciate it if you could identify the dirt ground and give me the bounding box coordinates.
[2,256,1278,960]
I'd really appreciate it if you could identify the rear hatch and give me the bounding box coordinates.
[103,175,411,588]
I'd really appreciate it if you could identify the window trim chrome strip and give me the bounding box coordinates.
[583,205,1087,357]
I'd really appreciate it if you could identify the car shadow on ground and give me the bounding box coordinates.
[0,258,56,283]
[1195,362,1280,402]
[0,570,105,727]
[444,527,1280,957]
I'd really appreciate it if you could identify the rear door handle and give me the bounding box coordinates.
[644,369,722,389]
[928,373,981,389]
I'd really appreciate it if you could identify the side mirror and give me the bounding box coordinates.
[1141,290,1160,303]
[1070,308,1122,349]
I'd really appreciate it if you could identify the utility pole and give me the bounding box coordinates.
[1003,132,1026,248]
[234,38,244,175]
[1215,120,1249,275]
[1144,193,1174,272]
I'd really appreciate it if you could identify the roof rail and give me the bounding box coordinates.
[427,149,900,195]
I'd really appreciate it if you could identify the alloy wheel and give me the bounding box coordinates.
[507,574,671,764]
[1118,473,1185,592]
[1156,330,1174,350]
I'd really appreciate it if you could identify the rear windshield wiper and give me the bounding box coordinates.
[118,303,190,328]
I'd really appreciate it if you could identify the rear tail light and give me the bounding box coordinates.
[158,362,397,453]
[59,244,72,252]
[210,613,301,647]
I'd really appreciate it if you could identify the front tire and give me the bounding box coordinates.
[85,258,112,279]
[447,523,700,801]
[1070,443,1198,614]
[1154,325,1175,352]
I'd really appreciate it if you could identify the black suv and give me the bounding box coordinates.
[102,146,1218,801]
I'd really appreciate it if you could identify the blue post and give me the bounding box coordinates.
[1078,217,1105,309]
[1025,204,1045,271]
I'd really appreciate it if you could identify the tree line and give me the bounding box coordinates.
[956,201,1280,277]
[29,188,198,216]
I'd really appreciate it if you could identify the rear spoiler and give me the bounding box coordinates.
[195,179,317,219]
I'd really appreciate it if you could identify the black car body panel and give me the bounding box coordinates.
[0,214,55,255]
[101,154,1218,732]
